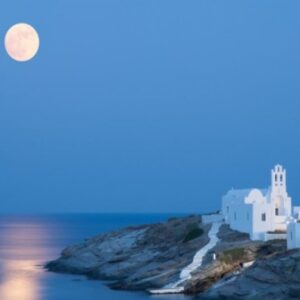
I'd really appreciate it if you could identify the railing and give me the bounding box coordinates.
[202,213,223,224]
[264,232,286,241]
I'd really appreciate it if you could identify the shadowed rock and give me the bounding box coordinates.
[46,215,211,290]
[199,242,300,300]
[46,218,294,298]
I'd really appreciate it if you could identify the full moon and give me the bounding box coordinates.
[4,23,40,62]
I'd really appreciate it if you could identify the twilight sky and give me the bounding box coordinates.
[1,1,300,214]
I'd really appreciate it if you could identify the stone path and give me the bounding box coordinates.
[149,221,222,294]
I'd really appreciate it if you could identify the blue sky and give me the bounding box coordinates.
[1,1,300,213]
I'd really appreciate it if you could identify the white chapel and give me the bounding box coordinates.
[222,165,295,241]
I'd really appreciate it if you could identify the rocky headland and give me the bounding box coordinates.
[46,214,300,299]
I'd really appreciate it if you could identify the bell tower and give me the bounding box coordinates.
[271,164,291,217]
[271,164,287,195]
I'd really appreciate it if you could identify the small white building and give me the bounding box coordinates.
[287,207,300,249]
[287,220,300,249]
[222,165,292,241]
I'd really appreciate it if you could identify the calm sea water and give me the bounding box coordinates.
[0,214,196,300]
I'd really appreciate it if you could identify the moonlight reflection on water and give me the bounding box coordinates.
[0,214,192,300]
[0,260,41,300]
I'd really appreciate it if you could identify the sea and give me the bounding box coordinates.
[0,214,198,300]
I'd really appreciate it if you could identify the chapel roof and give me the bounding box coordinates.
[226,187,270,200]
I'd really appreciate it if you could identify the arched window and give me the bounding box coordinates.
[275,174,278,182]
[280,175,283,182]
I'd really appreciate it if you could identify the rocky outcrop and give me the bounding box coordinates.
[46,215,294,299]
[184,225,288,294]
[47,215,211,290]
[201,248,300,300]
[183,224,264,294]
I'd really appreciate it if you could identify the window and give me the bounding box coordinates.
[280,175,283,182]
[234,212,237,221]
[291,231,293,241]
[261,213,266,222]
[275,208,279,216]
[275,174,278,181]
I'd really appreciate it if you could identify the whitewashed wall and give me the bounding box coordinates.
[229,202,253,235]
[274,215,288,231]
[252,200,274,240]
[287,221,300,249]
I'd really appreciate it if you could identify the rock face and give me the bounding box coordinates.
[183,223,265,294]
[47,215,211,290]
[201,249,300,300]
[47,215,297,299]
